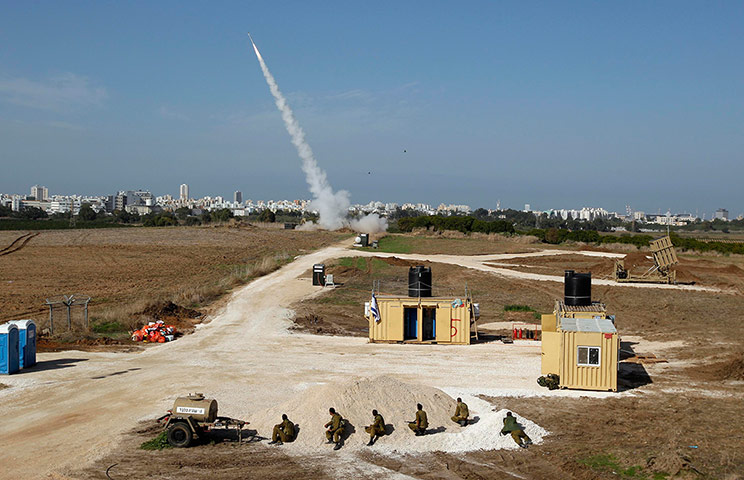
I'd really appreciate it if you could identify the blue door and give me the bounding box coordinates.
[404,308,417,340]
[422,308,436,341]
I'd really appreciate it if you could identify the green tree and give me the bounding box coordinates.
[175,207,191,220]
[78,203,97,222]
[258,209,276,223]
[19,206,48,220]
[211,208,234,222]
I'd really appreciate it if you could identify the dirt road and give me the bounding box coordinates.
[354,249,721,292]
[0,243,704,479]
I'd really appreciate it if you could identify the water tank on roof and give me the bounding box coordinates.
[564,270,591,306]
[408,266,432,297]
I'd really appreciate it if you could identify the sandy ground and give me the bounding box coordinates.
[0,241,723,479]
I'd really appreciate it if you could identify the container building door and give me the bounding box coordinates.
[404,308,418,340]
[422,307,436,341]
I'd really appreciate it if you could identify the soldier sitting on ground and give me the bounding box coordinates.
[324,407,345,450]
[451,397,469,427]
[364,409,386,446]
[268,413,295,445]
[408,403,428,436]
[500,411,532,448]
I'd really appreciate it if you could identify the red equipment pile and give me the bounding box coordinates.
[131,321,177,343]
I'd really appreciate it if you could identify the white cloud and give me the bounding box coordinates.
[158,105,189,121]
[0,72,107,111]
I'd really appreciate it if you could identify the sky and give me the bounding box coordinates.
[0,1,742,216]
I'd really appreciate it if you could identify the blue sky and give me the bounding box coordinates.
[0,1,742,215]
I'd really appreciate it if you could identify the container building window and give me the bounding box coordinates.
[577,346,601,366]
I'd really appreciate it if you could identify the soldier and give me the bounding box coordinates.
[451,397,469,427]
[324,407,345,450]
[500,411,532,448]
[408,403,428,436]
[364,409,385,446]
[268,413,295,445]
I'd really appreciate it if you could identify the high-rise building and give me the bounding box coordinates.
[180,184,189,202]
[234,191,243,204]
[714,208,729,221]
[31,185,48,201]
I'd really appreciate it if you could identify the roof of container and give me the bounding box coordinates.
[559,317,617,334]
[556,300,607,312]
[376,295,469,302]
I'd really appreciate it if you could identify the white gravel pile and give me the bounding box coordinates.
[251,376,547,454]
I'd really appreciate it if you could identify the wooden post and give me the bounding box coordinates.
[48,304,54,335]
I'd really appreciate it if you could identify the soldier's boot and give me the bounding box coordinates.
[268,440,277,445]
[275,440,283,446]
[460,420,468,427]
[333,442,342,450]
[366,438,374,446]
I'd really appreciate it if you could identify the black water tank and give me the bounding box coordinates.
[313,264,326,286]
[408,266,432,297]
[564,270,591,306]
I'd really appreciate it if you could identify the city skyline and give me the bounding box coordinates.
[1,182,738,222]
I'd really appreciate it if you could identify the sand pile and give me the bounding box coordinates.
[250,376,547,454]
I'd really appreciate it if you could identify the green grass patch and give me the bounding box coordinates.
[579,454,667,480]
[504,304,536,312]
[90,320,127,334]
[337,257,391,272]
[140,431,171,450]
[375,235,413,254]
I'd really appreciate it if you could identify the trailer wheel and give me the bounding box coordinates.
[167,422,193,448]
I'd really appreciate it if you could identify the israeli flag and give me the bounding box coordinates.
[370,293,381,323]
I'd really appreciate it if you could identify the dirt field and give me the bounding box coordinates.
[0,226,347,337]
[2,234,743,479]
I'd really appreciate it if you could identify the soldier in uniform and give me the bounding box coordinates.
[364,409,386,446]
[268,413,295,445]
[408,403,428,436]
[324,407,345,450]
[500,411,532,448]
[451,397,469,426]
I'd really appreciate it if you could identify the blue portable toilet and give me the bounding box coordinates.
[9,320,36,368]
[0,323,20,375]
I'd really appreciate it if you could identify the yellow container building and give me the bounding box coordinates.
[366,296,475,345]
[541,301,619,392]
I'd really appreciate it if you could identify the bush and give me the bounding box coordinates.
[140,431,171,450]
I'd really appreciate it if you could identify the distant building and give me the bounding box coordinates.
[114,192,127,211]
[234,190,242,204]
[180,184,189,202]
[30,185,48,201]
[714,208,729,221]
[524,204,531,212]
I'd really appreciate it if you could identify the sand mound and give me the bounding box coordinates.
[250,376,547,454]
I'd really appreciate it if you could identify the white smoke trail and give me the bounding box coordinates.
[249,36,387,233]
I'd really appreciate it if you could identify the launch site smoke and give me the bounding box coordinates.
[248,33,388,233]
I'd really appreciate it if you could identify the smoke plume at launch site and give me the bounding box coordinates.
[248,35,387,233]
